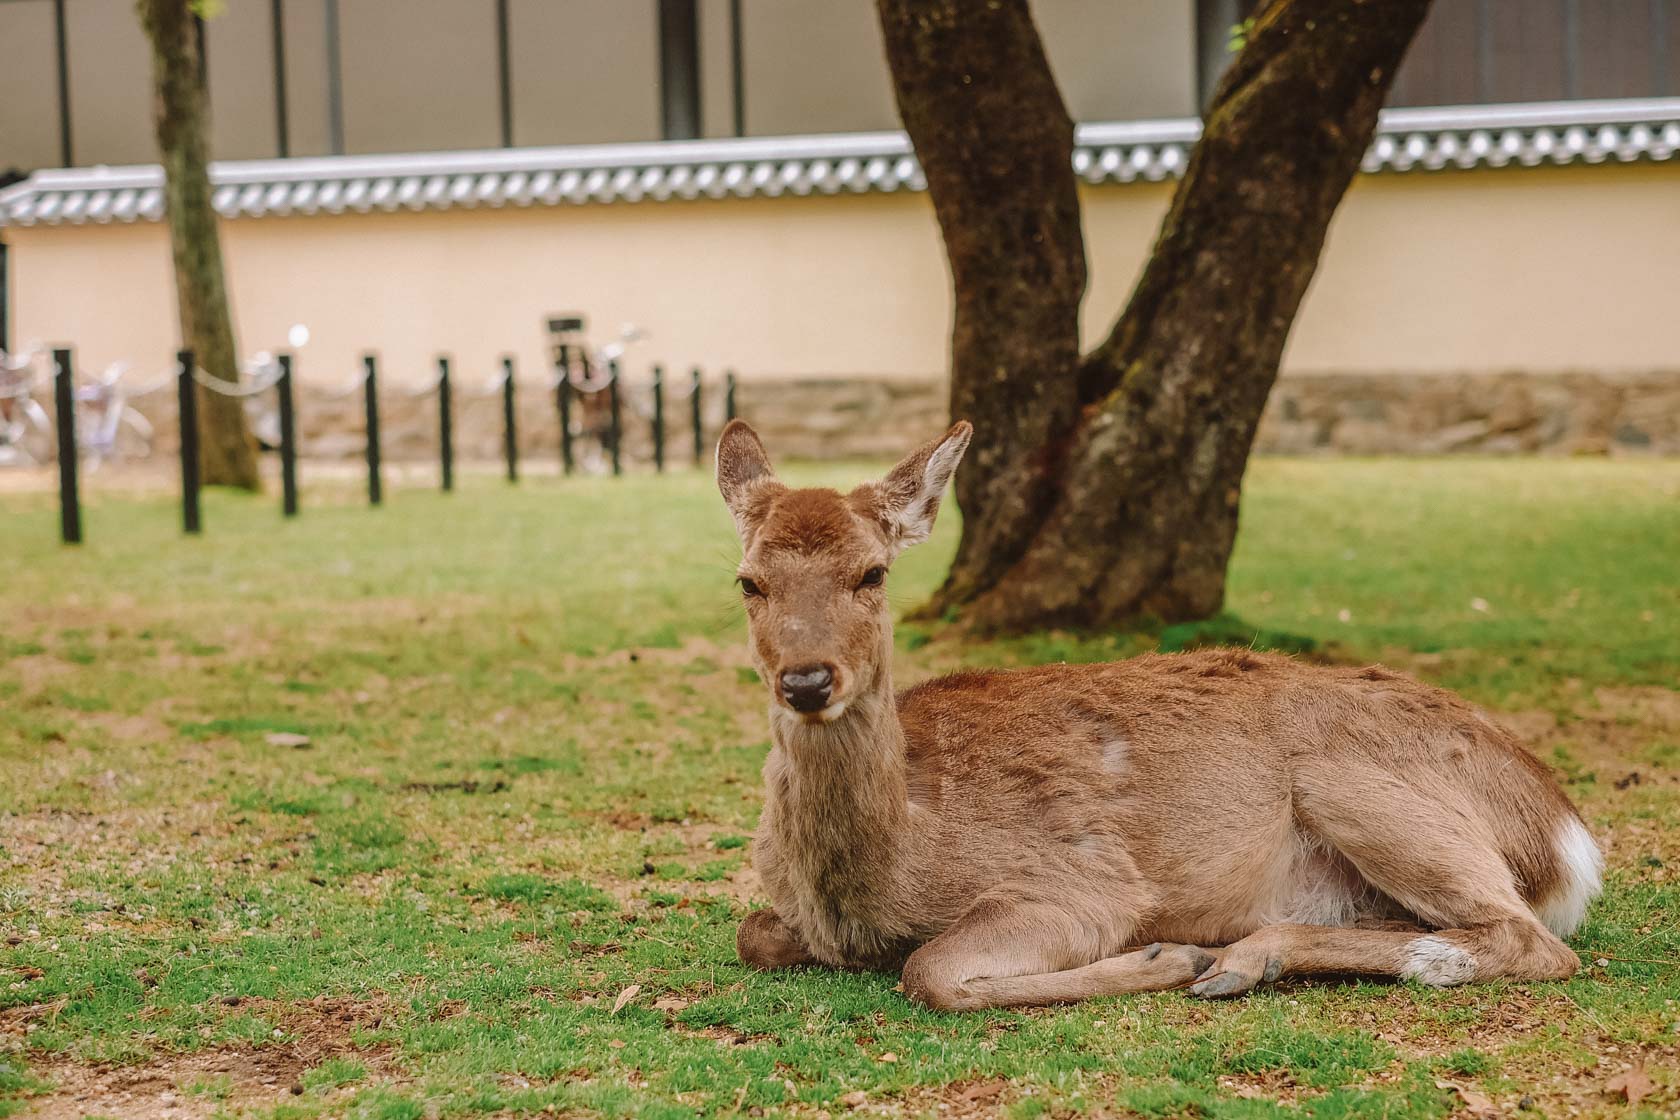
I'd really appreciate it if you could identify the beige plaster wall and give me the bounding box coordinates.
[7,163,1679,390]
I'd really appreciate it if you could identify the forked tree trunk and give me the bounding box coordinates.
[874,0,1087,611]
[138,0,260,490]
[878,0,1430,631]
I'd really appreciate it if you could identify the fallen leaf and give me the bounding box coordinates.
[263,732,311,748]
[1605,1064,1653,1107]
[652,995,689,1012]
[1436,1080,1499,1117]
[610,984,642,1015]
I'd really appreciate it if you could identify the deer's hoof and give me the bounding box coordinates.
[1188,954,1282,999]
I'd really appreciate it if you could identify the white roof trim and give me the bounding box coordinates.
[3,98,1676,227]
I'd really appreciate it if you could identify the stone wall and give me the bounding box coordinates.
[737,371,1680,458]
[127,370,1678,466]
[1259,371,1679,455]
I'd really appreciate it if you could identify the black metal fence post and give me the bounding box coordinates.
[651,364,665,473]
[725,369,737,422]
[607,358,622,477]
[438,355,454,492]
[177,349,200,534]
[277,352,298,517]
[363,353,382,506]
[0,241,10,355]
[556,342,573,476]
[501,355,518,483]
[689,366,703,466]
[53,348,80,545]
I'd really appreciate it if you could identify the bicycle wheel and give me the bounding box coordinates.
[0,400,56,466]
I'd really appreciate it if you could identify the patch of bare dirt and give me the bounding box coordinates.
[12,996,399,1119]
[1213,1070,1307,1106]
[674,1023,778,1048]
[78,711,174,746]
[1479,685,1677,767]
[617,635,754,672]
[1,655,74,693]
[545,634,755,676]
[1593,686,1680,729]
[820,1076,1022,1118]
[21,1047,312,1120]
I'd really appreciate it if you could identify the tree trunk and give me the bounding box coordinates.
[880,0,1429,631]
[138,0,260,490]
[874,0,1086,610]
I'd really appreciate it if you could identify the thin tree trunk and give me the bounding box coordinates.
[882,0,1429,631]
[875,0,1086,611]
[138,0,259,490]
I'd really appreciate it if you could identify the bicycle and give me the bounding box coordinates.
[564,323,649,475]
[0,344,162,470]
[0,347,54,466]
[75,360,163,469]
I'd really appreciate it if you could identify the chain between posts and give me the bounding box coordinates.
[192,362,285,398]
[317,366,371,401]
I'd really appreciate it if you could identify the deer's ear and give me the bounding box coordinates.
[716,419,781,543]
[867,421,972,554]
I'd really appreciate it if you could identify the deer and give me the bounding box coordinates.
[715,419,1603,1009]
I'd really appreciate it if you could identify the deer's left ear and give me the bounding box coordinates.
[861,421,972,554]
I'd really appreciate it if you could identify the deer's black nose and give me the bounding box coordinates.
[780,666,834,712]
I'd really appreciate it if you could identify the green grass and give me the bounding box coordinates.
[1,458,1677,1119]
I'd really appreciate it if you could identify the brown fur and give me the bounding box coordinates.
[716,420,1601,1009]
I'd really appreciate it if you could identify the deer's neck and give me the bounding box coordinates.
[764,670,916,953]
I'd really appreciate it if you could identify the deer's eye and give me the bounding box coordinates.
[857,566,887,590]
[738,577,764,598]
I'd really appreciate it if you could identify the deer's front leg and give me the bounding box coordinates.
[900,895,1213,1011]
[737,907,816,970]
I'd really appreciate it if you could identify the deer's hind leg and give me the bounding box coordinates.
[1190,763,1581,998]
[901,892,1214,1011]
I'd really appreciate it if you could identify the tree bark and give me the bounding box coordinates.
[138,0,260,490]
[874,0,1086,610]
[880,0,1429,631]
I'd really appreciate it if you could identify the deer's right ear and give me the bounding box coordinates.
[716,419,780,544]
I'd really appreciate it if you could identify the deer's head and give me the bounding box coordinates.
[717,419,971,724]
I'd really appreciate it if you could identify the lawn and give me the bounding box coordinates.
[1,457,1676,1120]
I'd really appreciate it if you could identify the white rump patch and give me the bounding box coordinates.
[1535,816,1603,938]
[1401,935,1477,987]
